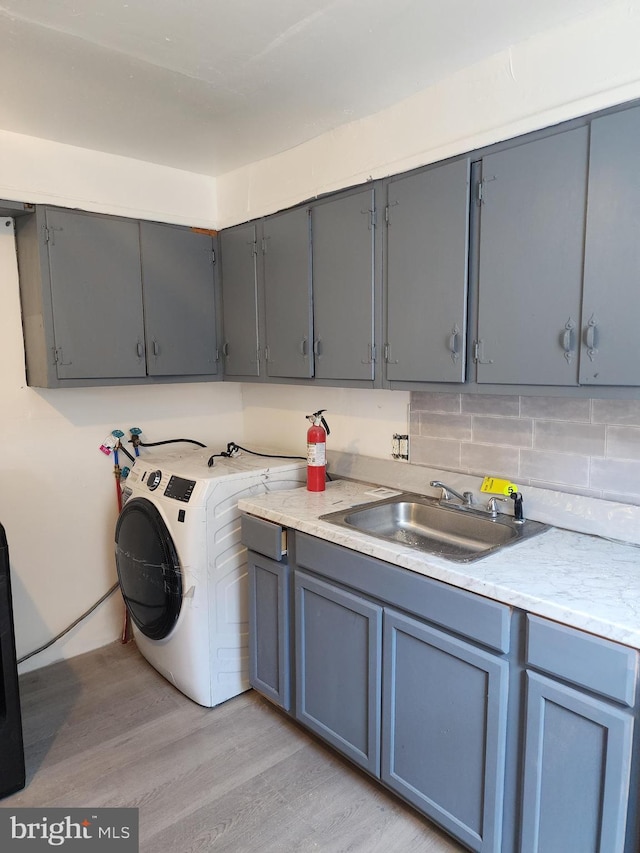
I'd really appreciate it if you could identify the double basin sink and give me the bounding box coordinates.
[320,492,549,563]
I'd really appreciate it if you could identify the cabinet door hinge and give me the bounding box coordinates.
[477,175,496,205]
[44,225,63,245]
[362,207,377,229]
[53,347,71,366]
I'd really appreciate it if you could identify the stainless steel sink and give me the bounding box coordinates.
[320,493,549,563]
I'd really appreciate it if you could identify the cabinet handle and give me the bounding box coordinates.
[585,316,599,360]
[449,325,460,364]
[222,342,230,357]
[136,341,144,358]
[152,340,160,357]
[562,318,575,364]
[313,339,322,356]
[300,338,308,357]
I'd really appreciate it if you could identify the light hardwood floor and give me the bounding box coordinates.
[4,641,466,852]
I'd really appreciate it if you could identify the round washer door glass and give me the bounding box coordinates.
[115,497,182,640]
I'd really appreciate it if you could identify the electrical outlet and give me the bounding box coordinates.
[392,433,409,460]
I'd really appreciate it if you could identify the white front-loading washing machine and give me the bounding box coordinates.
[115,447,304,707]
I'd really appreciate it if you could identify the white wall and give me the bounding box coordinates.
[0,128,217,227]
[216,2,640,226]
[0,220,244,673]
[240,385,409,460]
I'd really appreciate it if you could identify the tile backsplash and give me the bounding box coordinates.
[409,393,640,506]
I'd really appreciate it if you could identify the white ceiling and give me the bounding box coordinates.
[0,0,608,177]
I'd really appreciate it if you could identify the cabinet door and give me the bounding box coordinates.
[46,208,146,379]
[520,671,634,853]
[382,609,508,853]
[247,552,291,711]
[311,188,375,380]
[476,127,588,384]
[140,222,218,376]
[263,208,313,379]
[580,105,640,385]
[295,570,382,774]
[220,223,260,377]
[385,159,470,382]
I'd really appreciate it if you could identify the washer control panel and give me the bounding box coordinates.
[164,475,196,503]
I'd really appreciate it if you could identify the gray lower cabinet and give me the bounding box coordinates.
[385,158,471,383]
[520,672,634,853]
[247,551,291,711]
[15,206,218,386]
[382,609,508,852]
[520,614,637,853]
[244,523,640,852]
[294,570,382,775]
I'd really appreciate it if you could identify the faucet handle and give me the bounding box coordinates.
[486,496,508,517]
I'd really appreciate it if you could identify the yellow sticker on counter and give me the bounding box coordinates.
[480,476,519,496]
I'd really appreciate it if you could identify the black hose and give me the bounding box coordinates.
[135,438,207,449]
[118,443,136,463]
[207,442,331,480]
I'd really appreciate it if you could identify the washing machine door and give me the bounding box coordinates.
[115,497,182,640]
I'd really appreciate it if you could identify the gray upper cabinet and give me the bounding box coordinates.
[20,207,147,383]
[310,188,375,381]
[475,127,589,385]
[139,221,217,376]
[580,105,640,386]
[385,159,470,383]
[262,207,313,379]
[15,206,219,386]
[219,223,260,377]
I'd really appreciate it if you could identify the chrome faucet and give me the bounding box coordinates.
[430,480,474,506]
[486,496,508,518]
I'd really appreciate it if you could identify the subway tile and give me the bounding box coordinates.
[528,479,602,499]
[418,412,471,440]
[409,436,461,469]
[590,457,640,496]
[472,415,533,447]
[520,449,589,487]
[460,393,520,416]
[520,395,591,422]
[410,392,461,414]
[606,426,640,461]
[460,444,520,479]
[534,420,605,457]
[592,399,640,426]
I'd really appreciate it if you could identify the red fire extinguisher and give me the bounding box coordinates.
[306,409,330,492]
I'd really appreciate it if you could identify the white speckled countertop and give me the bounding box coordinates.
[239,479,640,650]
